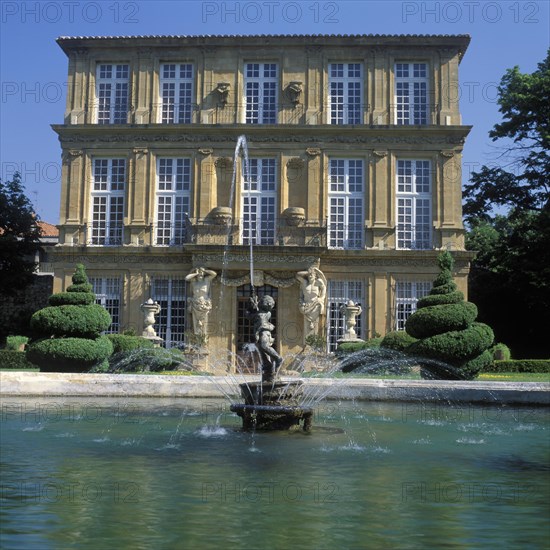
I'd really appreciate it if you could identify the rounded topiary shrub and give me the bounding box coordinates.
[405,251,494,380]
[26,264,113,372]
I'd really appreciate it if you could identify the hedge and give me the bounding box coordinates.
[482,360,550,373]
[105,347,187,373]
[0,350,35,369]
[107,334,155,354]
[5,336,29,350]
[380,331,417,352]
[406,302,478,339]
[337,338,383,354]
[31,305,112,338]
[27,336,114,372]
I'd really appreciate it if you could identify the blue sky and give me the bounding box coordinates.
[1,0,548,223]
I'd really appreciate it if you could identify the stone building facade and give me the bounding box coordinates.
[52,34,473,356]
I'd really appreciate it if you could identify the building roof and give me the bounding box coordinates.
[37,221,59,238]
[56,33,470,58]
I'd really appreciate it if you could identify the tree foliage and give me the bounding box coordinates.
[464,50,550,359]
[0,172,41,291]
[463,49,549,222]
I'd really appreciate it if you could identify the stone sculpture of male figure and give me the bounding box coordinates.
[185,267,217,341]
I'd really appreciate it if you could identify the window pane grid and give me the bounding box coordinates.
[151,278,187,348]
[329,62,363,125]
[327,280,364,352]
[96,64,129,124]
[395,62,428,125]
[328,159,364,250]
[156,158,191,245]
[91,159,125,245]
[90,277,122,334]
[396,160,432,250]
[160,63,194,124]
[242,159,277,245]
[395,281,432,330]
[245,63,278,124]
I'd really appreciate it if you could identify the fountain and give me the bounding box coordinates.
[226,135,314,431]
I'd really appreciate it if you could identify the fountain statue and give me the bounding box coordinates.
[228,135,313,431]
[296,266,327,339]
[185,267,217,342]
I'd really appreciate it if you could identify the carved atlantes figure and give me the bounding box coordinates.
[185,267,217,340]
[296,266,327,338]
[247,294,283,383]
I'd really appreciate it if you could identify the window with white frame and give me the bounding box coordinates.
[244,63,278,124]
[396,159,432,250]
[90,277,122,334]
[395,63,429,125]
[394,280,432,330]
[155,158,191,246]
[159,63,194,123]
[328,159,364,249]
[327,280,364,352]
[96,64,129,124]
[151,278,187,348]
[241,158,277,245]
[329,63,362,124]
[90,159,125,246]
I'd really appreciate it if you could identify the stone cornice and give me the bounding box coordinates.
[52,124,471,147]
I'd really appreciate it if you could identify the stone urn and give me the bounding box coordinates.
[208,206,233,225]
[140,298,163,346]
[338,300,364,342]
[283,207,305,226]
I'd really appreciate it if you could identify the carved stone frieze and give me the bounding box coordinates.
[220,270,297,288]
[193,253,319,265]
[59,134,467,146]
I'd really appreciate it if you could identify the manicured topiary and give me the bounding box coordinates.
[26,264,113,372]
[406,251,494,379]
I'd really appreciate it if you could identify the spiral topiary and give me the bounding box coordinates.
[26,264,113,372]
[406,251,494,379]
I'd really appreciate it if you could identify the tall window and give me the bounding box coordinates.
[328,159,364,249]
[329,63,362,124]
[244,63,278,124]
[90,158,125,246]
[396,160,432,250]
[327,280,364,352]
[96,64,129,124]
[395,62,428,125]
[242,158,277,245]
[90,277,122,334]
[395,281,432,330]
[151,278,187,348]
[159,63,194,123]
[156,158,191,246]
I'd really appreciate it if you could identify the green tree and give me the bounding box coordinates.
[0,172,41,290]
[463,50,549,221]
[464,50,550,358]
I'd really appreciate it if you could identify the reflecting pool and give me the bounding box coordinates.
[1,397,548,549]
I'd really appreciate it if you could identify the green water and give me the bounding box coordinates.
[1,398,549,549]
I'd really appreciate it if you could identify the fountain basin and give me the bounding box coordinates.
[232,380,313,431]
